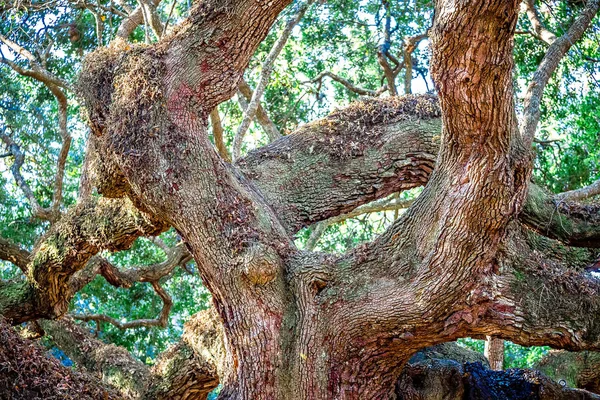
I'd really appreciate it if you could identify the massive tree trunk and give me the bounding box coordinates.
[2,0,600,398]
[79,1,524,397]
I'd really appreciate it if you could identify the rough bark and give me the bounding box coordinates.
[237,94,441,233]
[4,0,600,398]
[0,318,121,399]
[41,309,223,400]
[40,317,151,399]
[537,351,600,394]
[484,337,505,371]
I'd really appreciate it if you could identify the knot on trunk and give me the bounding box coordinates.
[242,243,282,286]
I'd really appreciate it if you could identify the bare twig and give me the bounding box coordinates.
[308,71,386,97]
[238,78,282,141]
[0,133,55,221]
[69,242,191,330]
[521,0,600,147]
[233,0,316,160]
[305,196,414,250]
[73,281,173,329]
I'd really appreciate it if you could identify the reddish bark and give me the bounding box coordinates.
[1,0,600,398]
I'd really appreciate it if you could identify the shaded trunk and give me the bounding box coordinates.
[484,337,504,371]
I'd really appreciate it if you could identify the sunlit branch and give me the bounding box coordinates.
[233,0,316,160]
[521,0,600,147]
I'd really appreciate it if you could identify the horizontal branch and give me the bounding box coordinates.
[556,179,600,202]
[474,223,600,351]
[308,71,387,96]
[42,308,223,399]
[40,317,152,398]
[238,94,600,250]
[238,94,441,233]
[0,317,121,399]
[521,184,600,247]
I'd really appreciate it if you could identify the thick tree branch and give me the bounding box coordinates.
[238,94,600,250]
[238,94,441,233]
[0,237,31,273]
[537,350,600,393]
[521,0,600,147]
[0,197,166,323]
[521,184,600,247]
[0,318,121,399]
[474,224,600,352]
[41,308,223,400]
[40,317,152,399]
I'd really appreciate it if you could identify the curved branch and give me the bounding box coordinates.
[521,184,600,247]
[0,237,31,273]
[73,281,173,329]
[0,197,167,323]
[116,0,162,39]
[0,133,55,221]
[238,94,441,233]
